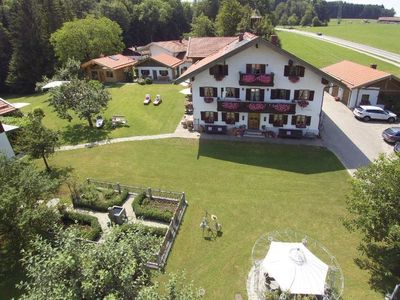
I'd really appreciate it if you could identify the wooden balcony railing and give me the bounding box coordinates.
[239,72,274,86]
[217,100,296,114]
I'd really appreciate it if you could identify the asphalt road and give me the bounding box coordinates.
[277,28,400,67]
[321,93,395,174]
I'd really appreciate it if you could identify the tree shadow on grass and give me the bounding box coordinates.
[61,124,112,145]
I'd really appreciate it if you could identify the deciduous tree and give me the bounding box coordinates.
[49,80,111,128]
[215,0,244,36]
[190,14,215,37]
[344,155,400,292]
[50,16,124,64]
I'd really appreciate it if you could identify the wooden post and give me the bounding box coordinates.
[147,187,152,199]
[117,182,121,194]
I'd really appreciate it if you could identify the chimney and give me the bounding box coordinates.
[370,64,377,69]
[238,33,244,42]
[270,35,278,46]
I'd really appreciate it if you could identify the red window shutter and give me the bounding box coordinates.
[213,87,218,97]
[285,90,291,100]
[306,116,311,125]
[235,113,239,122]
[284,65,290,76]
[309,91,314,101]
[294,90,299,100]
[199,87,204,97]
[291,116,296,125]
[260,89,265,101]
[235,88,240,98]
[283,115,288,124]
[209,66,215,75]
[223,65,228,75]
[298,66,305,77]
[271,89,277,99]
[200,112,205,120]
[214,112,218,121]
[246,89,251,101]
[246,64,252,73]
[222,113,226,121]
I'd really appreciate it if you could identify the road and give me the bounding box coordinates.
[321,93,394,174]
[277,28,400,68]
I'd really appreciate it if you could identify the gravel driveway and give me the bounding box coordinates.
[321,93,395,174]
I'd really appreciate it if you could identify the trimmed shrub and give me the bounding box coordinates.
[61,211,102,241]
[145,77,153,85]
[137,78,145,85]
[132,192,173,223]
[73,184,130,212]
[119,223,167,238]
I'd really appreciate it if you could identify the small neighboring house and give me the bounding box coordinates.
[81,54,136,83]
[0,122,17,158]
[322,60,400,109]
[0,98,18,116]
[378,17,400,24]
[175,33,341,136]
[138,40,188,59]
[135,53,184,81]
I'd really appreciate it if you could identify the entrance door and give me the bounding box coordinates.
[152,70,157,80]
[248,113,260,130]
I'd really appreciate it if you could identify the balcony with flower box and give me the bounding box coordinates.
[217,99,296,114]
[239,72,274,86]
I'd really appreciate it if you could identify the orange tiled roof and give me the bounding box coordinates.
[151,40,188,53]
[82,54,136,70]
[151,53,183,68]
[178,33,258,81]
[186,36,237,59]
[0,98,17,116]
[321,60,391,89]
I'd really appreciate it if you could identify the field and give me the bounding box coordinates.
[278,31,400,77]
[2,83,185,145]
[36,138,381,299]
[293,19,400,54]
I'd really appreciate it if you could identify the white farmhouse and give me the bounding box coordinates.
[176,33,341,137]
[0,122,16,158]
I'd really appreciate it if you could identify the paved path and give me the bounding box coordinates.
[321,93,394,174]
[276,28,400,67]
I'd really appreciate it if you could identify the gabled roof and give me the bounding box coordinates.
[321,60,392,89]
[0,98,18,116]
[81,54,136,70]
[186,36,238,59]
[136,53,183,68]
[147,40,188,54]
[175,33,344,87]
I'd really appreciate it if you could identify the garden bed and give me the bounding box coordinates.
[132,192,178,223]
[72,183,129,212]
[61,211,102,241]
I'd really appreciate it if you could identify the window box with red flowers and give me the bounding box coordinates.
[288,76,300,83]
[297,100,309,108]
[204,97,214,103]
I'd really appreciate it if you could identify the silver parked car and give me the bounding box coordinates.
[353,105,397,123]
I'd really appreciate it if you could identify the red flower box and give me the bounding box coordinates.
[204,97,214,103]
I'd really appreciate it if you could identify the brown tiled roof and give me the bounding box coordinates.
[151,53,183,68]
[81,54,136,70]
[151,40,188,53]
[186,36,237,59]
[0,98,17,116]
[321,60,391,89]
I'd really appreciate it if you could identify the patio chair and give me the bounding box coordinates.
[153,94,162,106]
[143,94,151,105]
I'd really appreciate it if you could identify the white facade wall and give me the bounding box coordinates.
[191,43,326,134]
[136,66,173,80]
[348,88,380,108]
[149,45,175,57]
[0,133,15,158]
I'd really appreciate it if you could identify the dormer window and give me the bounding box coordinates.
[209,64,228,80]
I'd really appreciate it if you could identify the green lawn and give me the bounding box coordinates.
[36,138,381,299]
[2,83,185,145]
[278,31,400,77]
[292,19,400,54]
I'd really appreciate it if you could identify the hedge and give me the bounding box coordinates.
[62,211,102,241]
[119,223,167,238]
[132,192,173,223]
[73,189,129,212]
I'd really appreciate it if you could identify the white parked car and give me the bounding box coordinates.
[353,105,397,123]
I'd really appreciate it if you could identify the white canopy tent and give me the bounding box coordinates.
[42,80,70,91]
[260,241,329,295]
